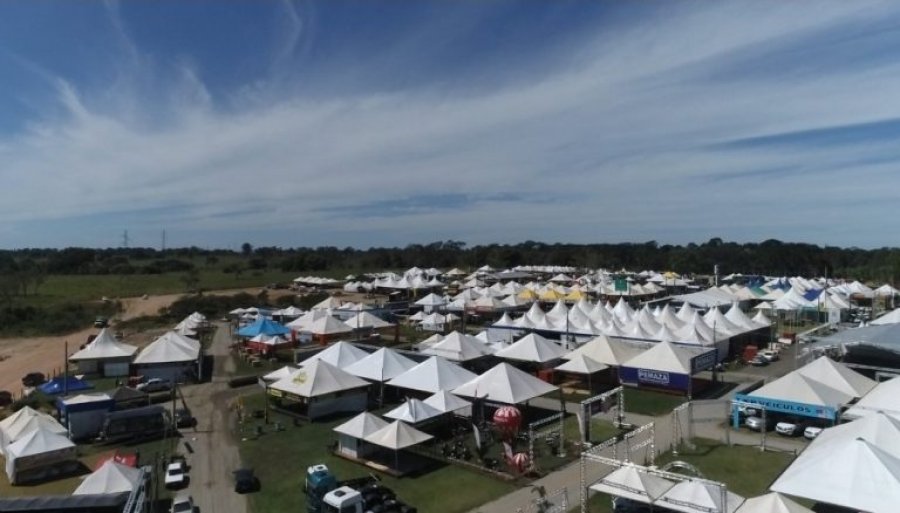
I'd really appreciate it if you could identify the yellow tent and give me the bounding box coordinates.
[565,289,587,301]
[518,289,538,300]
[540,289,564,302]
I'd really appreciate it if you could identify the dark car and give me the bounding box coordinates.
[175,409,197,429]
[94,316,109,328]
[0,390,12,407]
[22,372,46,387]
[233,468,260,494]
[612,497,653,513]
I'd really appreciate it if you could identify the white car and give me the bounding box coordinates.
[759,349,780,362]
[804,426,823,440]
[170,494,194,513]
[165,461,188,489]
[775,421,802,437]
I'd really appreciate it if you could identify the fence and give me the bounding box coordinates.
[578,386,624,445]
[527,412,566,464]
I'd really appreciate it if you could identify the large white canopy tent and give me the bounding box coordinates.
[733,492,813,513]
[333,412,390,459]
[268,360,370,420]
[384,398,444,424]
[795,356,876,398]
[655,479,745,513]
[385,356,478,394]
[0,406,66,455]
[453,363,558,405]
[494,333,568,363]
[423,390,471,414]
[421,331,492,362]
[73,460,143,495]
[843,377,900,419]
[344,348,417,382]
[343,311,394,330]
[4,425,77,484]
[69,329,137,376]
[564,336,648,367]
[588,463,675,505]
[132,331,201,382]
[299,341,369,369]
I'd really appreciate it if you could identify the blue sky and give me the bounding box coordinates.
[1,1,899,250]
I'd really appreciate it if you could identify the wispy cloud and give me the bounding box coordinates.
[1,1,900,248]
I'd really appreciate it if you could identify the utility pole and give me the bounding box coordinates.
[122,230,129,248]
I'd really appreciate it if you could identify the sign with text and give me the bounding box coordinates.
[733,393,837,420]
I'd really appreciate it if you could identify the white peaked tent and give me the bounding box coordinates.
[675,302,696,322]
[844,377,900,419]
[565,336,647,366]
[656,480,745,513]
[413,332,444,352]
[386,356,477,394]
[274,306,305,318]
[344,348,417,382]
[133,331,200,366]
[621,341,697,375]
[415,293,446,307]
[421,331,492,362]
[300,341,369,369]
[69,328,137,376]
[751,311,772,327]
[495,333,567,363]
[871,307,900,325]
[423,390,471,413]
[0,407,66,454]
[384,398,444,424]
[312,296,344,310]
[771,438,900,513]
[343,311,394,330]
[724,303,759,331]
[333,412,390,459]
[612,299,635,322]
[263,365,298,382]
[588,463,675,504]
[270,360,369,398]
[812,412,900,458]
[306,315,354,336]
[734,492,812,513]
[453,363,558,404]
[875,284,900,297]
[795,356,876,398]
[555,354,608,375]
[73,460,142,495]
[286,309,330,330]
[5,426,77,484]
[364,420,433,451]
[703,308,741,336]
[748,373,853,409]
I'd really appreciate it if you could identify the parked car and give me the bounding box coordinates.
[137,378,171,393]
[759,349,780,362]
[165,461,188,489]
[749,355,769,367]
[94,316,109,328]
[170,494,194,513]
[804,426,824,440]
[612,497,653,513]
[175,408,197,429]
[775,420,805,437]
[21,372,46,387]
[745,415,776,431]
[0,390,11,407]
[233,468,260,494]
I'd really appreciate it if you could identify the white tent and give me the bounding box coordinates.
[262,365,298,382]
[588,463,675,504]
[69,329,137,375]
[5,426,77,484]
[495,333,567,363]
[312,296,344,310]
[844,377,900,419]
[384,398,444,424]
[771,437,900,513]
[270,360,369,398]
[423,390,471,413]
[453,363,558,404]
[0,407,66,454]
[421,331,492,362]
[386,356,477,394]
[555,354,608,375]
[751,311,772,327]
[286,309,330,330]
[621,341,701,375]
[133,331,200,364]
[795,356,876,398]
[733,492,812,513]
[747,373,853,409]
[300,341,370,369]
[305,316,354,336]
[812,412,900,458]
[871,307,900,325]
[415,293,446,307]
[73,460,142,495]
[656,480,745,513]
[334,412,389,439]
[344,348,417,382]
[364,420,433,450]
[564,336,647,366]
[344,311,394,330]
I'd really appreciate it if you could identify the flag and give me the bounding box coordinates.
[472,423,482,451]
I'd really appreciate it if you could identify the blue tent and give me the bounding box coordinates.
[237,317,291,338]
[803,288,824,302]
[39,376,93,395]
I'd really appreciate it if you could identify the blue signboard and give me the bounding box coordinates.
[619,367,691,391]
[691,350,718,374]
[732,393,838,426]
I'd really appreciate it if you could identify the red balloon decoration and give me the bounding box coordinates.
[510,452,530,473]
[493,406,522,440]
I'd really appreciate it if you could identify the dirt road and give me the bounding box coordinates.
[179,322,249,513]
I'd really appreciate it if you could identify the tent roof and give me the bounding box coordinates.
[588,464,675,504]
[363,420,433,450]
[300,341,369,369]
[386,356,477,394]
[384,398,444,423]
[344,348,417,382]
[844,377,900,419]
[269,360,369,398]
[133,331,200,364]
[555,354,608,374]
[871,307,900,325]
[263,365,298,382]
[495,333,567,363]
[621,341,704,375]
[0,409,66,443]
[73,460,142,495]
[69,329,137,360]
[415,292,447,307]
[236,317,291,338]
[733,492,812,513]
[565,336,647,366]
[109,386,147,403]
[748,372,853,408]
[344,311,394,330]
[453,363,558,404]
[423,390,471,413]
[38,376,92,395]
[5,425,75,458]
[771,437,900,513]
[796,356,876,398]
[656,480,745,513]
[421,331,492,362]
[333,412,390,439]
[304,315,354,335]
[813,412,900,459]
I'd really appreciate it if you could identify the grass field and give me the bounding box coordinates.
[235,392,517,513]
[623,388,686,416]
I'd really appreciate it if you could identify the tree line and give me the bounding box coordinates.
[2,238,900,283]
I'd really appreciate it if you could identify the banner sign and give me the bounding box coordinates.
[619,367,690,391]
[691,350,718,373]
[733,393,837,420]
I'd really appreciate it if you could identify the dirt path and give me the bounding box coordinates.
[180,323,248,513]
